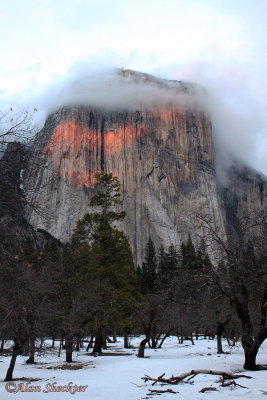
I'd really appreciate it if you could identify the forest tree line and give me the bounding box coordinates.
[0,172,266,381]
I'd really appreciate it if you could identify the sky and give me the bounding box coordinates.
[0,0,267,175]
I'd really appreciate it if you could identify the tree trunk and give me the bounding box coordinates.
[93,330,103,354]
[113,332,117,343]
[26,338,35,364]
[86,335,94,351]
[51,337,55,348]
[158,333,170,348]
[242,331,266,370]
[5,352,18,381]
[137,337,149,358]
[102,332,107,350]
[216,315,231,354]
[75,337,81,352]
[124,332,129,348]
[233,296,267,370]
[5,341,23,381]
[243,348,258,370]
[65,337,73,363]
[58,338,62,357]
[190,334,194,345]
[217,333,223,354]
[1,339,5,350]
[151,337,157,348]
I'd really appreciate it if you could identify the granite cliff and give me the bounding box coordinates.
[0,142,58,247]
[21,70,267,265]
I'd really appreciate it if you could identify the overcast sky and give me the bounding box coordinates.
[0,0,267,174]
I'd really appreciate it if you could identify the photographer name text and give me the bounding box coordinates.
[5,382,88,394]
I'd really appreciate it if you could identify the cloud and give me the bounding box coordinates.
[35,63,206,114]
[177,62,267,177]
[152,59,267,177]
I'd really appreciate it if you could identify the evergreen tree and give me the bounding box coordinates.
[181,235,197,270]
[157,244,180,287]
[166,244,180,273]
[141,236,157,292]
[157,245,167,273]
[70,172,138,353]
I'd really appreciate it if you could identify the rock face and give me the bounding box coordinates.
[23,70,267,265]
[0,143,57,247]
[0,142,27,235]
[218,162,267,238]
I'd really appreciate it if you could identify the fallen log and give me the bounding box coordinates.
[177,370,252,381]
[199,386,218,393]
[148,388,178,394]
[152,373,165,386]
[220,379,248,389]
[142,370,252,386]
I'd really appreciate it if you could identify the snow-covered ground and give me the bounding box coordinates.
[0,337,266,399]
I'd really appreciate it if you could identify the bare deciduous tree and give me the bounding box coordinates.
[0,108,37,151]
[197,211,267,370]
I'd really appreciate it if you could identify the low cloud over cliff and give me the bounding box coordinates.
[37,65,206,113]
[168,62,267,179]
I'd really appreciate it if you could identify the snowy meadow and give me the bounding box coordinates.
[0,336,266,400]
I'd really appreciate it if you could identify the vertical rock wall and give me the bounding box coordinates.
[24,103,226,265]
[23,71,267,266]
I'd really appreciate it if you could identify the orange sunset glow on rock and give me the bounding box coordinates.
[43,120,141,187]
[41,106,212,188]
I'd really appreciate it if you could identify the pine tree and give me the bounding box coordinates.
[70,172,138,353]
[166,244,180,273]
[157,245,166,274]
[157,244,180,287]
[141,236,157,292]
[181,235,197,270]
